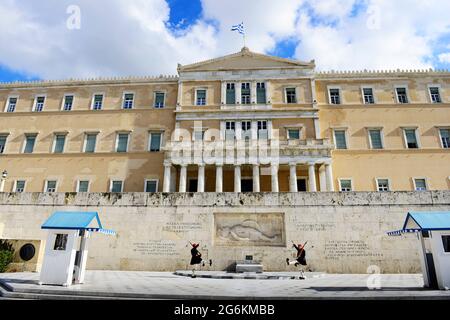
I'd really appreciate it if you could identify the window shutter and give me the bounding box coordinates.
[334,131,347,149]
[117,134,129,152]
[150,133,161,151]
[370,130,382,149]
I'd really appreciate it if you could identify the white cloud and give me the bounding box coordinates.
[439,53,450,64]
[294,0,450,70]
[0,0,448,80]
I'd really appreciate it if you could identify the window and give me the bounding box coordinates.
[442,235,450,253]
[123,93,134,109]
[0,135,7,154]
[368,129,383,149]
[256,82,266,104]
[196,89,206,106]
[404,129,419,149]
[149,132,162,152]
[396,87,408,104]
[285,88,297,104]
[329,89,341,105]
[6,97,17,112]
[34,96,45,112]
[63,95,74,111]
[15,180,25,192]
[110,180,123,192]
[414,178,427,191]
[225,121,235,140]
[145,179,158,192]
[84,133,97,153]
[363,88,374,104]
[194,130,204,141]
[334,130,347,149]
[77,180,89,192]
[339,179,352,192]
[53,134,66,153]
[154,92,165,108]
[429,87,441,103]
[440,128,450,148]
[116,133,129,152]
[377,179,390,192]
[45,180,57,192]
[23,134,37,153]
[241,121,251,140]
[53,234,68,251]
[241,83,250,104]
[257,120,268,140]
[92,94,103,110]
[287,129,300,140]
[226,83,235,105]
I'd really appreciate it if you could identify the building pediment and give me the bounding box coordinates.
[178,47,315,73]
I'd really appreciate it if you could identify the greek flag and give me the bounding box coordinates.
[231,22,244,35]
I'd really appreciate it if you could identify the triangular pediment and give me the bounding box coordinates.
[178,47,315,72]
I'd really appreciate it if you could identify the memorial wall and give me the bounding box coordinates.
[0,191,449,273]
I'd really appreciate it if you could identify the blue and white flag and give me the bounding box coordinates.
[231,22,245,35]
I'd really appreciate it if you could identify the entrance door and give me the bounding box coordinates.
[241,179,253,192]
[297,179,307,192]
[188,179,198,192]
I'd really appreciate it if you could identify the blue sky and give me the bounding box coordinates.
[0,0,449,81]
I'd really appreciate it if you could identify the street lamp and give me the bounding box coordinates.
[0,170,7,192]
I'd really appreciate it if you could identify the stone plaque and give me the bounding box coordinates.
[214,212,285,247]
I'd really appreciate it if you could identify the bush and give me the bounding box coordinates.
[0,240,14,273]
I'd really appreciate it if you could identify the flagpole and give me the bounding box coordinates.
[242,22,246,47]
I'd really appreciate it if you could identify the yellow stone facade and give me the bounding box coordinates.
[0,47,449,193]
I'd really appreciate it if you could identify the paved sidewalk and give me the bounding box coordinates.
[1,271,449,300]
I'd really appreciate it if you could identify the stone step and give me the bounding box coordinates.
[236,264,263,273]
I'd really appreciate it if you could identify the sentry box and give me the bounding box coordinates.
[388,211,450,290]
[39,211,115,286]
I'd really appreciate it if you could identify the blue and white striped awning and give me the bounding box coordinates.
[86,228,116,235]
[387,229,420,236]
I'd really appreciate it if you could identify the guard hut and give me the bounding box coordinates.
[388,211,450,290]
[39,211,115,286]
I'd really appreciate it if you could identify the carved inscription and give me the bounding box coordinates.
[324,240,383,260]
[162,222,202,233]
[132,240,179,256]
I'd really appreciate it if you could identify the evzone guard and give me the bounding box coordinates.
[189,241,212,278]
[286,240,308,279]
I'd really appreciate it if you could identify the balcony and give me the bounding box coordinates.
[163,138,333,165]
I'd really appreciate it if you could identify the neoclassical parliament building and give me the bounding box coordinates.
[1,47,449,194]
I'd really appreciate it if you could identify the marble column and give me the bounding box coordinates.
[325,163,334,192]
[215,165,223,192]
[271,164,279,192]
[163,162,171,192]
[197,164,205,192]
[252,164,260,192]
[179,164,187,192]
[289,163,298,192]
[234,165,241,192]
[319,164,327,191]
[308,163,317,192]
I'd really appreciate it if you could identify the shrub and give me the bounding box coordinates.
[0,240,14,273]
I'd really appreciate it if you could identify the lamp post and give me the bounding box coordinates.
[0,170,7,192]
